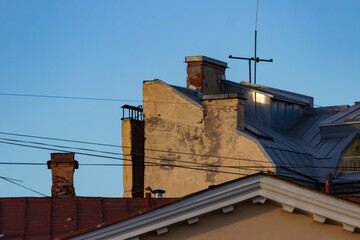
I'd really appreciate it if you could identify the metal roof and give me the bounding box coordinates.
[238,81,314,106]
[150,80,360,185]
[245,105,360,183]
[320,104,360,124]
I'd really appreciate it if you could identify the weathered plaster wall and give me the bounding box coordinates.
[143,82,273,197]
[141,201,360,240]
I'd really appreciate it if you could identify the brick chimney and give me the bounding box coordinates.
[185,56,227,94]
[47,153,78,197]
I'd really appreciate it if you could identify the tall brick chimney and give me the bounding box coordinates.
[47,153,78,197]
[185,56,227,94]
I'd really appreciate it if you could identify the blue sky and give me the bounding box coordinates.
[0,0,359,197]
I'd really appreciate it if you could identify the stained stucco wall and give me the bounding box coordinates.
[141,201,360,240]
[143,82,273,197]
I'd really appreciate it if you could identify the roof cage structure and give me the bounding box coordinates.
[121,105,143,121]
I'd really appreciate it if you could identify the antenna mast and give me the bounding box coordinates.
[229,0,273,84]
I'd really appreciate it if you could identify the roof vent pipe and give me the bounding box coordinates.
[145,187,152,208]
[325,172,333,195]
[152,189,166,198]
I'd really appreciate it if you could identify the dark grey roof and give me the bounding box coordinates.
[243,105,360,184]
[238,81,314,107]
[170,85,202,105]
[244,119,321,182]
[320,104,360,124]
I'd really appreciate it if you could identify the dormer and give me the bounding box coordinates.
[319,104,360,138]
[222,81,313,129]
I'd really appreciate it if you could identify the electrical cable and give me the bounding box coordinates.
[1,138,359,184]
[0,140,248,176]
[0,176,47,197]
[0,93,141,103]
[0,136,349,171]
[0,131,297,164]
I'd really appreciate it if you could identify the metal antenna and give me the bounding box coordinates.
[229,0,273,84]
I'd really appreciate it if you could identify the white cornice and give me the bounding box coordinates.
[68,175,360,240]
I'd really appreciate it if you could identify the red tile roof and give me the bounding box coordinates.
[341,196,360,204]
[0,197,177,240]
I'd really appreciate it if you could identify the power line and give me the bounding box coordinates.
[0,93,141,103]
[0,131,271,164]
[0,140,249,177]
[0,137,272,171]
[0,176,23,182]
[0,176,47,197]
[0,92,242,107]
[0,137,126,157]
[0,160,355,172]
[0,136,345,171]
[0,133,358,183]
[1,138,359,184]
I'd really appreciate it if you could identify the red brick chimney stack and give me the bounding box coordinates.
[185,56,227,94]
[47,153,78,197]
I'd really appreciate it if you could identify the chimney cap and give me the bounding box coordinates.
[152,189,165,194]
[152,189,166,198]
[47,152,79,169]
[185,56,228,68]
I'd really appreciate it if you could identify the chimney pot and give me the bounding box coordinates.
[325,172,333,195]
[152,189,166,198]
[47,153,78,197]
[145,186,152,208]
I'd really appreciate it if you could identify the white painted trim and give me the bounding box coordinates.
[221,205,234,214]
[69,175,360,240]
[343,223,356,232]
[313,214,326,224]
[187,217,199,225]
[282,203,295,213]
[252,196,266,204]
[156,227,168,235]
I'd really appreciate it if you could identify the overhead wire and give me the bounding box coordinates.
[0,93,142,103]
[0,136,349,171]
[0,176,47,197]
[0,131,357,184]
[0,140,359,193]
[0,138,359,183]
[0,91,247,107]
[0,131,330,164]
[0,140,249,176]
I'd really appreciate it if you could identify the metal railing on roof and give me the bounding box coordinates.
[121,105,143,121]
[341,156,360,173]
